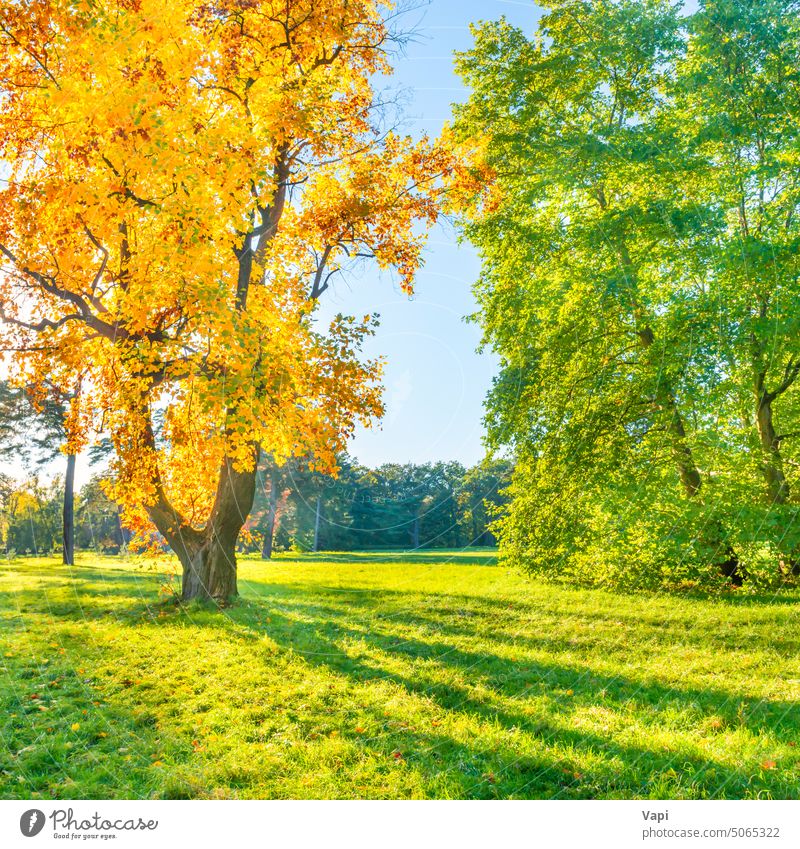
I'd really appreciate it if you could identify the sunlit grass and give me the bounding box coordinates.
[1,550,799,799]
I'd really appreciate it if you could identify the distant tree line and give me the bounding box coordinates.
[0,452,511,558]
[244,455,511,555]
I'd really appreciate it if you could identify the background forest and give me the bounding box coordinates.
[0,456,511,558]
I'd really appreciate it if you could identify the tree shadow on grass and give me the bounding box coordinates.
[2,563,798,799]
[237,578,800,665]
[148,577,795,799]
[229,602,794,799]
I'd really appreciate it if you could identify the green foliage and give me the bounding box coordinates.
[245,455,512,553]
[0,477,62,556]
[0,381,76,477]
[454,0,800,588]
[1,551,799,799]
[75,476,129,554]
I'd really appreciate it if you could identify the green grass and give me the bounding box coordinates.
[1,549,799,799]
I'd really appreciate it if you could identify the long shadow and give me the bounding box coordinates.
[259,550,500,567]
[3,560,798,798]
[11,567,792,726]
[237,578,800,661]
[229,604,793,799]
[231,595,798,732]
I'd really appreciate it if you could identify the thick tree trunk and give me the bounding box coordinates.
[183,451,259,602]
[756,392,789,504]
[144,441,260,604]
[179,532,239,602]
[260,471,279,559]
[62,453,76,566]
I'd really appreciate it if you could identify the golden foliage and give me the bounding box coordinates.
[0,0,452,537]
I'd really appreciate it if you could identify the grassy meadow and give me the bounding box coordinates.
[1,549,799,800]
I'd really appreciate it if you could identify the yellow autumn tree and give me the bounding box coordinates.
[0,0,454,601]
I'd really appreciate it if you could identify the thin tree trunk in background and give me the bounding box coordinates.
[63,452,75,566]
[261,470,279,559]
[412,513,420,549]
[116,504,131,547]
[313,495,321,552]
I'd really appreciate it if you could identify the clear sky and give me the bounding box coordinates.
[317,0,544,470]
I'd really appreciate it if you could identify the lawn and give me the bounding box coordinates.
[1,549,799,800]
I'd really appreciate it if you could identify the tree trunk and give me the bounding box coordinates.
[666,397,702,497]
[62,452,76,566]
[756,393,788,504]
[313,495,322,552]
[179,531,239,602]
[135,160,288,601]
[260,470,279,559]
[638,326,702,498]
[145,441,260,604]
[612,231,702,499]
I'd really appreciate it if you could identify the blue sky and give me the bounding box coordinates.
[318,0,544,470]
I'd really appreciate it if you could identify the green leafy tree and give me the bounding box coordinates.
[4,476,61,556]
[453,0,800,588]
